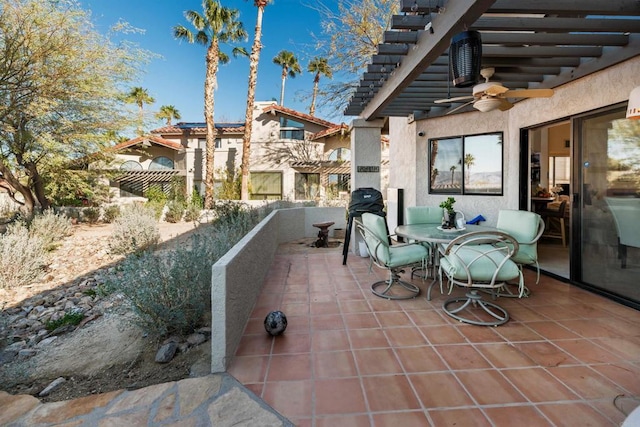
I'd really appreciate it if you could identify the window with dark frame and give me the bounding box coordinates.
[429,132,503,195]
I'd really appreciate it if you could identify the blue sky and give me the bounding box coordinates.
[80,0,343,129]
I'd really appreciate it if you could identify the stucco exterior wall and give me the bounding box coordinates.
[403,56,640,226]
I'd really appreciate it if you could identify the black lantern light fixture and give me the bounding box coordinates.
[449,30,482,88]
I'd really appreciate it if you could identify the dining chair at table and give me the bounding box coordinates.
[540,200,568,247]
[356,212,428,300]
[496,209,545,296]
[439,230,523,326]
[404,206,444,278]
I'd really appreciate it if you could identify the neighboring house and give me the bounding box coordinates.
[106,101,388,202]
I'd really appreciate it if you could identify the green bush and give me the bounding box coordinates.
[28,210,72,251]
[145,186,167,220]
[102,205,121,223]
[108,203,160,255]
[82,207,100,224]
[184,203,201,223]
[0,225,47,289]
[45,311,84,331]
[164,200,185,223]
[107,204,270,337]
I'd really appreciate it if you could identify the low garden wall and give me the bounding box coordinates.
[210,206,345,372]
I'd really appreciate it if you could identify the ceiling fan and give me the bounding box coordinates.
[434,68,554,114]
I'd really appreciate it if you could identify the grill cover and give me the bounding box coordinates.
[348,187,385,216]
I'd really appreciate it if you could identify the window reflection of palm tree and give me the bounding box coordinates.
[464,153,475,185]
[450,165,456,186]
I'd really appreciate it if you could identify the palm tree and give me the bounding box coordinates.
[464,153,475,185]
[125,87,155,135]
[174,1,247,208]
[450,165,457,186]
[272,50,301,106]
[240,0,272,201]
[156,105,182,126]
[307,57,332,116]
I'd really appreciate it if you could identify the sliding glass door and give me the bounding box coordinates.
[575,106,640,306]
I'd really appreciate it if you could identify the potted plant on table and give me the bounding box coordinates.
[439,197,456,229]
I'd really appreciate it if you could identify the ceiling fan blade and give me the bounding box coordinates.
[484,84,509,97]
[498,99,513,111]
[445,100,475,115]
[434,95,475,104]
[501,88,554,98]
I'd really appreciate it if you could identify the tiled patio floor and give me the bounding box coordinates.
[228,243,640,426]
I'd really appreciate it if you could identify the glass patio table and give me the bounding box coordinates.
[395,223,497,300]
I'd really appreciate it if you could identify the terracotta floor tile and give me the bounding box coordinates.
[513,341,578,367]
[525,320,581,340]
[353,348,403,375]
[277,314,309,334]
[277,303,310,317]
[501,367,580,402]
[594,336,640,360]
[375,311,412,327]
[267,354,312,381]
[507,306,550,322]
[371,411,430,426]
[537,402,615,426]
[348,328,390,349]
[482,405,550,426]
[271,332,311,355]
[435,344,492,370]
[384,326,429,347]
[362,375,421,412]
[310,300,341,315]
[591,363,640,395]
[405,309,449,326]
[262,380,313,419]
[409,372,475,408]
[475,343,537,368]
[311,314,345,331]
[311,329,350,352]
[227,355,268,384]
[493,322,544,342]
[546,365,623,399]
[343,312,380,329]
[557,319,619,338]
[339,300,372,314]
[553,339,623,364]
[395,346,447,373]
[335,290,367,301]
[313,351,358,378]
[455,370,527,405]
[428,408,492,427]
[314,414,371,427]
[456,324,503,343]
[235,334,273,356]
[367,298,403,312]
[420,325,466,344]
[314,378,367,415]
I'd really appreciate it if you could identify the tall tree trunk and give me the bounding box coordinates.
[430,140,438,185]
[310,77,319,116]
[279,69,286,106]
[203,41,219,209]
[25,162,49,211]
[0,162,36,217]
[241,5,265,201]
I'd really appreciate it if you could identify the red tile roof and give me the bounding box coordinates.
[112,135,184,151]
[310,123,349,140]
[151,123,245,135]
[261,104,338,128]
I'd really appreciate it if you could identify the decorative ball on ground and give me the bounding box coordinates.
[264,310,287,336]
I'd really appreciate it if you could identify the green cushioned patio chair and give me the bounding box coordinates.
[356,212,428,300]
[439,230,522,326]
[404,206,444,279]
[496,209,545,296]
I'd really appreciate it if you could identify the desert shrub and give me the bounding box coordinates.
[82,207,100,224]
[145,186,167,220]
[164,200,185,223]
[108,204,270,337]
[0,225,47,289]
[190,188,203,208]
[102,205,121,223]
[28,210,72,251]
[108,203,160,255]
[184,203,201,223]
[210,200,246,224]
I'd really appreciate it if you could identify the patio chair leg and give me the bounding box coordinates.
[443,291,509,326]
[371,269,420,300]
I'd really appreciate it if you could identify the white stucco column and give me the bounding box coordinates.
[350,118,384,191]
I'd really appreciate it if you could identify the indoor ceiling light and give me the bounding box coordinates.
[627,86,640,120]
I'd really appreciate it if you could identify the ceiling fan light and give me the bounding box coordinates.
[450,30,482,88]
[473,98,502,112]
[626,86,640,120]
